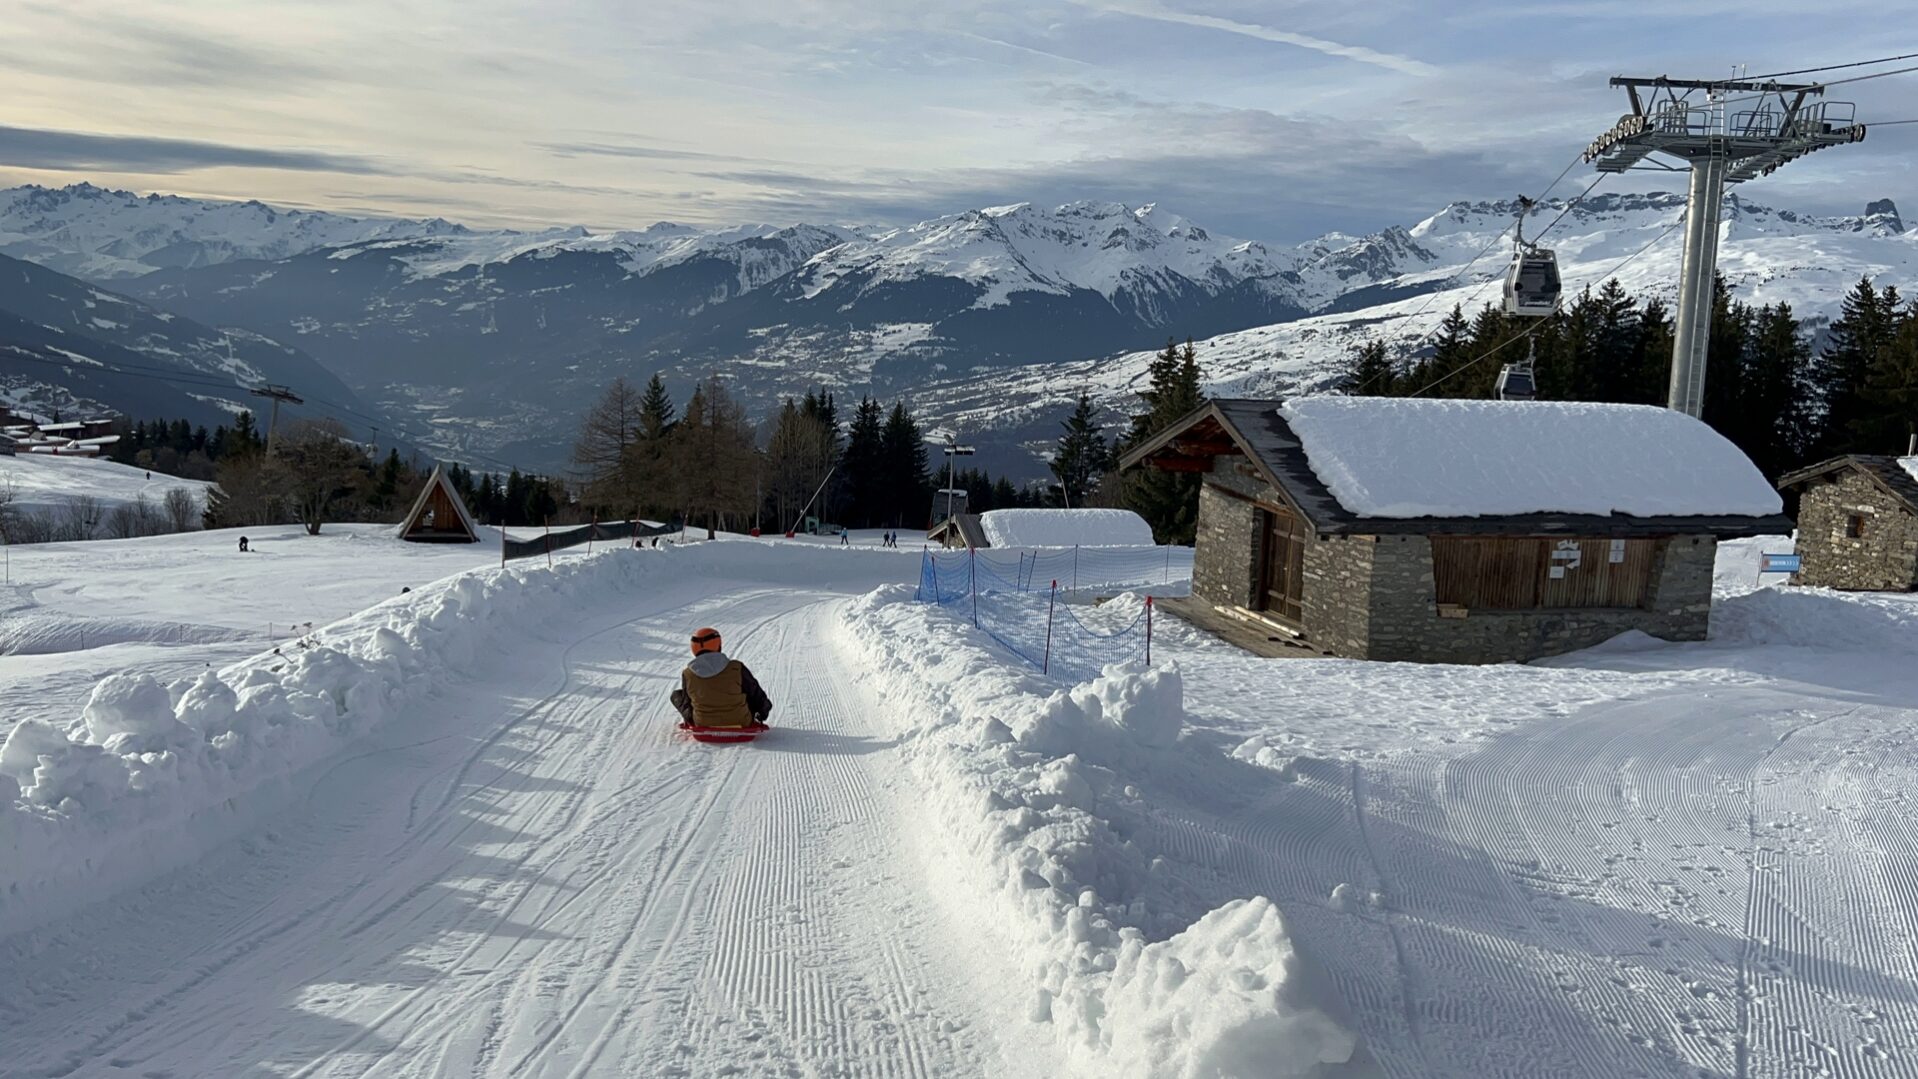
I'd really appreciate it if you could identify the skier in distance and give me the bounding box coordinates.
[670,627,772,730]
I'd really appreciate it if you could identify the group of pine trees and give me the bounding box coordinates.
[106,413,266,480]
[1038,339,1209,544]
[444,463,564,529]
[570,374,1092,535]
[1342,275,1918,478]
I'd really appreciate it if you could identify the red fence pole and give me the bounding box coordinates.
[1044,580,1058,674]
[1145,595,1154,666]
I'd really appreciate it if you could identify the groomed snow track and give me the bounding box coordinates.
[0,570,1053,1078]
[1173,681,1918,1077]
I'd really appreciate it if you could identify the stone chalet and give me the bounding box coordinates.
[1119,396,1791,664]
[1777,455,1918,592]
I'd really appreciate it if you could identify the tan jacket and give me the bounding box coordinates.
[670,651,772,728]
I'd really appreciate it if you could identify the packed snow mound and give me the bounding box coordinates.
[979,508,1156,548]
[1279,395,1785,519]
[835,589,1355,1076]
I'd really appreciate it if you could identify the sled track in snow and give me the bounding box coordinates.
[2,580,1045,1079]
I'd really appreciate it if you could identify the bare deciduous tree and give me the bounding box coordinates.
[105,494,167,539]
[278,419,368,536]
[56,494,105,541]
[162,487,200,532]
[571,377,647,511]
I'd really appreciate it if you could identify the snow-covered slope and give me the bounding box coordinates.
[0,451,211,517]
[919,192,1918,471]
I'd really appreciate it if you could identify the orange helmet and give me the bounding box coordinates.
[691,627,722,655]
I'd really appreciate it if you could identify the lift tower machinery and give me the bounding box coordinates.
[1584,75,1867,417]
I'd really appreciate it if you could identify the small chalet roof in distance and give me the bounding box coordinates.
[1778,454,1918,512]
[927,512,989,548]
[1118,396,1794,538]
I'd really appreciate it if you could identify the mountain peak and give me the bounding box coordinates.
[1866,198,1904,233]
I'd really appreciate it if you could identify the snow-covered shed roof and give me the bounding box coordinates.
[1779,454,1918,512]
[977,508,1155,548]
[1118,396,1792,537]
[1278,397,1783,519]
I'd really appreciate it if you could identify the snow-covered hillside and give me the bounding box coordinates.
[919,192,1918,464]
[0,450,211,517]
[7,183,1916,476]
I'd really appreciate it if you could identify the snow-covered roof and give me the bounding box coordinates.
[1277,396,1784,519]
[978,508,1156,548]
[1900,456,1918,486]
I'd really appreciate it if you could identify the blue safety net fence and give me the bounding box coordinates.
[914,547,1178,682]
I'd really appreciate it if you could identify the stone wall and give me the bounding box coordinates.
[1360,534,1716,663]
[1301,535,1373,656]
[1795,471,1918,591]
[1185,455,1721,662]
[1192,466,1259,609]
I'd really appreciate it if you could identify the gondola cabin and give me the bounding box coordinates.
[1503,249,1561,317]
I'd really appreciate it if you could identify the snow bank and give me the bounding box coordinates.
[834,588,1356,1078]
[0,543,910,940]
[1279,395,1785,519]
[1901,456,1918,485]
[1712,585,1918,655]
[979,508,1156,548]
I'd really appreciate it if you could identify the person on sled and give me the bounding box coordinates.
[670,627,772,730]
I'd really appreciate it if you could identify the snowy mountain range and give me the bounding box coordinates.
[0,250,387,440]
[2,182,1912,476]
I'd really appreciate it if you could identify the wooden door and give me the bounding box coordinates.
[1257,507,1305,623]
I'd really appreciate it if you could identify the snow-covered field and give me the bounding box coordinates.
[7,524,1918,1077]
[1,451,213,517]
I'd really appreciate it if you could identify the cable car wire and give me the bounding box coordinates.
[1403,213,1685,399]
[1741,52,1918,82]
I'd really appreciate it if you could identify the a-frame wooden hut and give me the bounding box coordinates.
[396,464,482,544]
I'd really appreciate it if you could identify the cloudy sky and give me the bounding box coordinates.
[1,0,1911,241]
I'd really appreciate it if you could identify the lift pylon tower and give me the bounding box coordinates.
[1584,75,1867,417]
[249,383,305,454]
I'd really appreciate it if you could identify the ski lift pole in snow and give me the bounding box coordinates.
[1044,580,1058,674]
[1145,595,1154,666]
[786,465,838,537]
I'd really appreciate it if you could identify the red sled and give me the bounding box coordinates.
[678,721,769,744]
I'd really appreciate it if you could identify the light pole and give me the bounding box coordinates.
[941,437,974,524]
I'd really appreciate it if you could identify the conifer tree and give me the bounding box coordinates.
[1814,276,1897,454]
[1341,341,1395,396]
[1120,338,1206,543]
[878,401,929,527]
[840,397,886,527]
[1049,392,1112,506]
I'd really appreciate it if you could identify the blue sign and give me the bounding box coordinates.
[1760,553,1801,574]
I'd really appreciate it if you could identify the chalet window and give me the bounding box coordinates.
[1847,514,1868,538]
[1431,537,1659,611]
